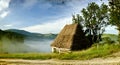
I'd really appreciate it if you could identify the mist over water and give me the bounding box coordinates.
[0,37,31,53]
[0,37,54,53]
[24,39,54,53]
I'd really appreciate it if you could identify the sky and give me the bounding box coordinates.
[0,0,118,34]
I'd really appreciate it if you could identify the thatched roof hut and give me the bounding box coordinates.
[51,23,90,53]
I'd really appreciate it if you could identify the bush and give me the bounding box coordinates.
[102,37,115,44]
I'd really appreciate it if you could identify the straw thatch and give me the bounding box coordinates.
[51,23,90,52]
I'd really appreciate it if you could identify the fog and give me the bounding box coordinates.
[0,37,54,53]
[0,37,32,53]
[24,39,53,53]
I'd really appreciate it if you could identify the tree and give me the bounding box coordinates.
[72,2,109,44]
[72,14,83,24]
[109,0,120,43]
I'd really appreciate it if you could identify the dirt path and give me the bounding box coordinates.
[0,57,120,65]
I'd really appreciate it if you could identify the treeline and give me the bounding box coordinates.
[0,29,24,43]
[72,1,120,44]
[5,29,57,40]
[39,33,57,40]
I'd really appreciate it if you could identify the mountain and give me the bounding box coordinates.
[0,29,24,42]
[0,29,30,53]
[5,29,57,40]
[5,29,38,36]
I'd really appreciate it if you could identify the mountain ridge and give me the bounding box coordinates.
[5,29,57,40]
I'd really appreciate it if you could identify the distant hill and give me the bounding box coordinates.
[5,29,57,40]
[102,34,118,40]
[0,29,24,42]
[0,29,30,53]
[102,34,118,43]
[5,29,33,36]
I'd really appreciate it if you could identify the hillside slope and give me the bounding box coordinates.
[6,29,57,40]
[0,29,32,53]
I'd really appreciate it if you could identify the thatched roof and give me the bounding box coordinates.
[51,23,90,50]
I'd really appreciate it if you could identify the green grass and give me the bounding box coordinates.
[0,43,120,60]
[57,43,120,60]
[102,34,118,42]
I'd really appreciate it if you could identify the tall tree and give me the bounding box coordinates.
[73,2,109,44]
[109,0,120,43]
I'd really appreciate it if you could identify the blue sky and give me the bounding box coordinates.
[0,0,118,34]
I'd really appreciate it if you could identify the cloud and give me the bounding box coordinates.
[21,17,72,34]
[4,24,13,27]
[0,0,10,19]
[104,25,118,34]
[0,11,9,18]
[4,0,114,34]
[2,24,14,30]
[2,22,22,30]
[0,0,10,11]
[21,17,118,34]
[20,0,112,34]
[22,0,38,7]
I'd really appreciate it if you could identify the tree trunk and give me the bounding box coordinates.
[117,28,120,44]
[118,30,120,44]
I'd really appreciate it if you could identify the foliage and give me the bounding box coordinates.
[109,0,120,43]
[102,34,118,44]
[82,2,109,43]
[102,37,115,44]
[72,14,83,25]
[72,2,109,44]
[0,29,24,42]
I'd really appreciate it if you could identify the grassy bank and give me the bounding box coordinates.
[0,43,120,60]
